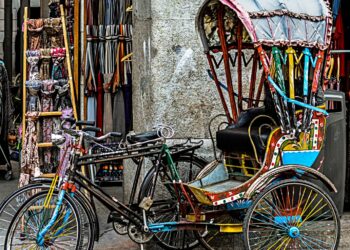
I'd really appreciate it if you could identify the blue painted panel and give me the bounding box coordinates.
[282,150,320,167]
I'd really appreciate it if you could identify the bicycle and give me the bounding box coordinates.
[4,125,206,249]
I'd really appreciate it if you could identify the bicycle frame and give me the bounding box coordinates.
[36,134,201,245]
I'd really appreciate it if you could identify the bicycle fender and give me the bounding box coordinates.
[244,165,337,199]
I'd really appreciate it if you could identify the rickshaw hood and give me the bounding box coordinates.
[217,0,333,50]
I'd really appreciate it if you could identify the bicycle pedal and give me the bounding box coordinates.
[139,197,153,211]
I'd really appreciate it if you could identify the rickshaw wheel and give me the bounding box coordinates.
[243,179,340,250]
[195,211,245,250]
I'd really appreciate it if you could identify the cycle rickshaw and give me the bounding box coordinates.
[143,0,340,249]
[3,0,340,249]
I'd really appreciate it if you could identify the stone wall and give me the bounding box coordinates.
[126,0,255,198]
[133,0,226,139]
[133,0,254,139]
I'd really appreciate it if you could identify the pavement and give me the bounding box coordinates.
[0,162,349,249]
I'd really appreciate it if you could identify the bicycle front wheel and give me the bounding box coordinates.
[5,191,83,249]
[0,183,49,246]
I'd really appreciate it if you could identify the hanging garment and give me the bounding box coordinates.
[44,18,63,48]
[27,19,44,50]
[58,108,73,177]
[41,80,56,141]
[112,88,125,136]
[124,73,132,132]
[27,50,41,81]
[49,0,60,17]
[40,49,52,80]
[26,80,42,112]
[59,135,72,177]
[87,96,97,123]
[19,112,41,187]
[334,12,345,78]
[103,82,113,134]
[51,48,66,80]
[96,72,104,135]
[55,79,71,110]
[85,25,98,92]
[41,80,57,173]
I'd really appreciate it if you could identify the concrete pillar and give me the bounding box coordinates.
[124,0,254,199]
[124,0,220,200]
[132,0,224,138]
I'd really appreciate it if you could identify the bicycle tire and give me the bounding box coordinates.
[243,179,340,250]
[5,190,84,249]
[138,154,208,250]
[0,182,97,250]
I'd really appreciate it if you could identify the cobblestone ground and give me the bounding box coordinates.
[1,162,349,249]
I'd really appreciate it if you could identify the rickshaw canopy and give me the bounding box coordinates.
[198,0,333,51]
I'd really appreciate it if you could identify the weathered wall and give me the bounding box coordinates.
[133,0,226,139]
[125,0,255,199]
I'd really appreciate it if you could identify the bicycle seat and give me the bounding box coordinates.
[127,131,159,144]
[217,108,276,157]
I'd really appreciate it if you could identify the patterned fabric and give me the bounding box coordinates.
[27,50,42,81]
[28,19,44,50]
[40,49,52,80]
[49,0,60,17]
[55,79,71,110]
[26,80,42,112]
[19,112,41,187]
[55,109,73,175]
[58,135,72,178]
[41,80,56,141]
[51,48,66,80]
[44,18,63,48]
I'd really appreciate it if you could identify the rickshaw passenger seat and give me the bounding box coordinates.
[216,108,276,157]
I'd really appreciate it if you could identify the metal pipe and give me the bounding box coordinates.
[330,50,350,54]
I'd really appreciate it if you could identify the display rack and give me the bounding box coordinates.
[20,4,78,182]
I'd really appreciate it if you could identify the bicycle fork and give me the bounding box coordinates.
[36,185,75,246]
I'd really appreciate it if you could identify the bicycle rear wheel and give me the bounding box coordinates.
[139,154,208,250]
[5,190,83,249]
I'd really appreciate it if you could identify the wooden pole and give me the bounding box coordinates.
[74,0,80,103]
[22,7,28,144]
[60,4,78,120]
[83,0,87,120]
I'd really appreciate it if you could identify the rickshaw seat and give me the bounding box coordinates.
[189,162,243,193]
[216,108,275,157]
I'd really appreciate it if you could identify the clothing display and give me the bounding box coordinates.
[84,0,133,138]
[20,3,77,184]
[19,112,41,187]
